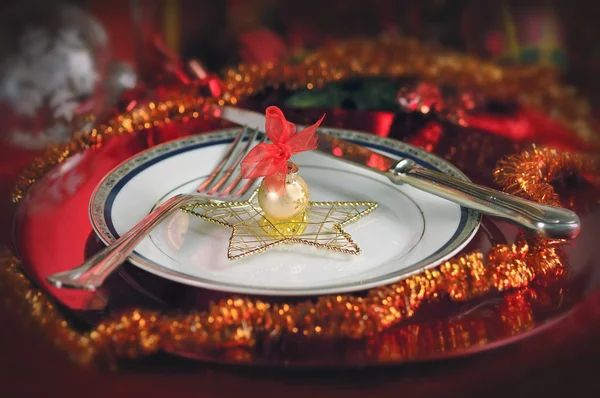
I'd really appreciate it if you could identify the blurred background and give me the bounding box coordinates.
[0,0,599,226]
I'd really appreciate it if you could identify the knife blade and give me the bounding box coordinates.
[219,106,396,173]
[216,106,581,240]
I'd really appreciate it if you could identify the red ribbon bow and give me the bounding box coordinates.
[241,106,325,193]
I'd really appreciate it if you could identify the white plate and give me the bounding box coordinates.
[90,128,480,296]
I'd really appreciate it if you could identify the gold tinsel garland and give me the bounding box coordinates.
[2,38,598,368]
[10,38,600,202]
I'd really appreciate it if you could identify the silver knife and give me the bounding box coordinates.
[219,106,581,240]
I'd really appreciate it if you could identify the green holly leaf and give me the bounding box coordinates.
[284,78,400,110]
[350,79,398,110]
[285,85,349,108]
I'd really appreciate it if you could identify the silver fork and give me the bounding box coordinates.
[47,127,266,291]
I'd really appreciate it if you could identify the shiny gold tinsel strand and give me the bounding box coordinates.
[2,39,597,367]
[494,145,597,206]
[11,38,599,203]
[0,252,113,367]
[221,39,598,145]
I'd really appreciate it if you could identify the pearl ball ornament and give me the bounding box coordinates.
[257,162,309,222]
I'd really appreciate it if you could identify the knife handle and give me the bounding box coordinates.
[388,159,581,240]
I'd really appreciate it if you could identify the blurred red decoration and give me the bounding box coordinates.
[397,82,485,127]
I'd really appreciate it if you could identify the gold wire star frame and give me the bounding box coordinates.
[182,190,378,260]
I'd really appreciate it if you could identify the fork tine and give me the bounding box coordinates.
[231,176,260,199]
[196,128,247,193]
[219,132,268,197]
[207,127,260,195]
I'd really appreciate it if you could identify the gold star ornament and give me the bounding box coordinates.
[182,190,378,260]
[184,106,378,260]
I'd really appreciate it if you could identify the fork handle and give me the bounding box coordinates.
[388,159,581,239]
[47,194,200,291]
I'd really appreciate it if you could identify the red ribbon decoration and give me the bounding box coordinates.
[241,106,325,193]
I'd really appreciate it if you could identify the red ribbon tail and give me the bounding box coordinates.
[287,114,325,154]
